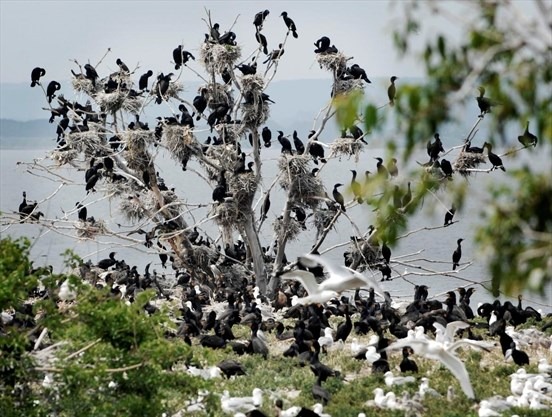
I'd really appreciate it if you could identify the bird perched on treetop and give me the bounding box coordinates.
[30,67,46,87]
[116,58,129,73]
[139,70,153,91]
[46,81,61,103]
[476,86,497,117]
[348,64,371,83]
[84,64,98,86]
[517,121,538,147]
[253,9,270,31]
[280,11,298,38]
[388,76,398,106]
[314,36,331,53]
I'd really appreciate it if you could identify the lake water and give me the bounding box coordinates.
[1,137,550,313]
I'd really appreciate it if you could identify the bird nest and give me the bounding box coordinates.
[104,179,136,198]
[346,240,379,270]
[65,131,103,154]
[203,82,234,109]
[199,42,242,74]
[119,194,148,222]
[213,200,246,229]
[278,154,324,208]
[314,208,338,237]
[241,102,270,129]
[95,90,142,114]
[150,79,184,102]
[164,125,198,163]
[217,122,247,142]
[316,51,347,74]
[227,171,257,208]
[333,78,365,96]
[75,218,107,239]
[49,148,79,166]
[203,145,240,179]
[122,130,154,171]
[122,129,156,147]
[191,244,220,271]
[453,151,486,177]
[330,137,364,162]
[71,76,102,96]
[272,216,302,242]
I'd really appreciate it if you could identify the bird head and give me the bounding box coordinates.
[280,11,287,17]
[477,86,486,97]
[390,76,398,82]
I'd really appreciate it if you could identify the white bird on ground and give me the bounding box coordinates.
[312,403,332,417]
[364,346,381,363]
[538,358,552,374]
[384,371,416,387]
[318,327,334,349]
[59,279,77,301]
[220,388,263,414]
[187,365,222,380]
[419,377,441,398]
[478,400,503,417]
[281,253,383,305]
[385,337,475,399]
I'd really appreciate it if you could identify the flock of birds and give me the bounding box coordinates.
[17,8,547,417]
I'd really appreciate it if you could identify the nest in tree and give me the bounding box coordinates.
[119,194,148,222]
[203,144,240,179]
[241,74,265,91]
[95,90,142,114]
[330,137,364,161]
[314,207,338,237]
[213,200,246,229]
[203,82,234,110]
[346,240,379,271]
[199,42,242,74]
[164,124,198,163]
[150,79,184,102]
[217,122,247,143]
[104,178,136,197]
[316,51,348,74]
[241,75,270,128]
[71,76,102,96]
[49,148,79,166]
[227,171,257,209]
[122,129,154,171]
[278,154,324,208]
[272,216,302,242]
[65,131,103,154]
[453,151,487,177]
[222,263,252,288]
[333,78,365,96]
[192,245,220,271]
[75,218,107,239]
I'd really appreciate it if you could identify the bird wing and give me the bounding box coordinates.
[434,348,474,399]
[447,339,495,354]
[280,269,319,295]
[445,321,470,342]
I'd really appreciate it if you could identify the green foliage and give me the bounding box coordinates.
[333,90,363,130]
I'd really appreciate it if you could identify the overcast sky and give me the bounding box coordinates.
[0,0,439,85]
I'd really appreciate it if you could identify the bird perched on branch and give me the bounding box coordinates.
[476,86,496,117]
[155,73,174,104]
[260,192,271,222]
[314,36,331,53]
[253,9,270,31]
[517,121,538,147]
[277,131,292,154]
[333,183,346,212]
[444,204,456,226]
[452,238,463,270]
[440,158,453,178]
[263,44,284,64]
[427,133,445,162]
[84,64,98,86]
[138,70,153,92]
[483,142,505,171]
[308,130,326,164]
[116,58,129,73]
[350,170,363,203]
[292,130,304,155]
[46,81,61,103]
[30,67,46,87]
[375,158,389,179]
[261,126,272,148]
[255,31,268,55]
[280,11,298,38]
[76,202,87,222]
[348,64,371,83]
[236,60,257,75]
[388,76,398,106]
[173,46,195,70]
[192,88,207,121]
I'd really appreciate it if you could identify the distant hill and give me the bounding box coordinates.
[0,119,53,149]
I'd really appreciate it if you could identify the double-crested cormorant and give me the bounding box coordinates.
[465,141,484,153]
[402,182,412,208]
[76,202,87,222]
[192,88,207,121]
[138,70,153,91]
[400,347,418,373]
[255,31,268,55]
[236,60,257,75]
[178,104,194,127]
[518,121,538,147]
[218,31,237,46]
[349,125,365,142]
[348,64,371,83]
[84,64,98,86]
[19,191,28,214]
[452,238,463,270]
[30,67,46,87]
[350,170,363,203]
[262,126,272,147]
[388,158,398,177]
[476,86,495,117]
[210,23,220,42]
[292,130,304,154]
[98,252,117,270]
[333,183,346,212]
[46,81,61,103]
[155,73,174,104]
[280,11,298,38]
[277,131,292,154]
[308,131,326,164]
[388,76,398,106]
[427,133,445,162]
[444,204,456,226]
[260,192,271,221]
[291,206,307,228]
[483,142,505,171]
[375,157,388,179]
[314,36,331,53]
[173,46,195,70]
[253,9,270,30]
[212,170,228,203]
[440,158,453,177]
[381,242,391,264]
[116,58,129,73]
[263,44,284,64]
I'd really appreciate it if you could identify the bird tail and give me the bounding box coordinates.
[320,158,327,164]
[389,99,395,107]
[453,263,458,270]
[500,166,506,172]
[292,30,298,38]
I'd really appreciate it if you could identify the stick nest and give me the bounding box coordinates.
[227,171,257,209]
[199,43,242,74]
[95,90,142,114]
[453,151,487,177]
[203,83,234,110]
[346,239,380,271]
[65,131,103,154]
[75,218,107,239]
[150,80,184,102]
[316,52,348,74]
[314,208,338,237]
[104,178,136,197]
[122,130,154,171]
[272,216,302,242]
[330,137,364,162]
[71,76,102,96]
[203,145,240,179]
[333,78,365,96]
[213,200,246,229]
[164,125,199,163]
[218,122,247,142]
[119,194,148,222]
[49,149,79,166]
[278,154,324,208]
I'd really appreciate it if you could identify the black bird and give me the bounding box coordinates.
[349,125,365,142]
[277,131,292,154]
[116,58,129,73]
[292,130,305,154]
[84,64,98,86]
[221,67,232,84]
[46,81,61,103]
[348,64,371,83]
[350,170,363,203]
[217,359,246,378]
[30,67,46,87]
[280,11,298,38]
[381,242,391,264]
[518,121,538,147]
[178,104,194,127]
[138,70,153,91]
[236,61,257,75]
[192,88,208,121]
[218,31,237,46]
[465,142,484,153]
[97,252,117,270]
[291,206,307,229]
[400,346,418,373]
[452,238,463,270]
[261,126,272,147]
[253,9,270,30]
[335,309,352,342]
[333,183,346,212]
[263,44,284,64]
[388,76,398,106]
[76,202,87,222]
[308,131,326,164]
[505,342,529,366]
[440,158,453,177]
[312,376,330,405]
[260,192,271,221]
[444,204,456,226]
[155,73,174,104]
[476,86,495,117]
[427,133,445,162]
[483,142,506,171]
[375,157,389,179]
[212,170,228,203]
[402,182,412,208]
[173,46,195,70]
[314,36,331,53]
[210,23,220,42]
[255,31,268,55]
[18,191,28,214]
[388,158,398,177]
[379,263,392,281]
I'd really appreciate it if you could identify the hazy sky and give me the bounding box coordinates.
[0,0,435,84]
